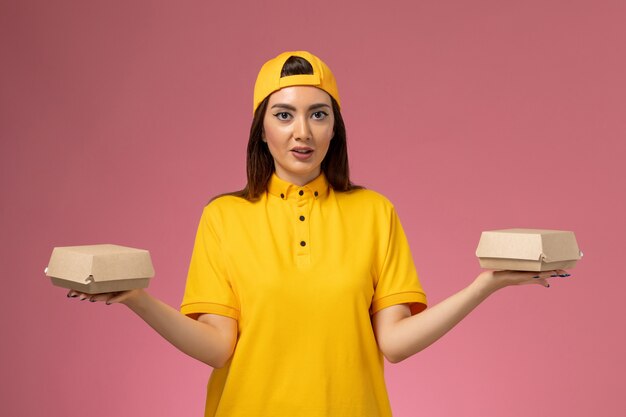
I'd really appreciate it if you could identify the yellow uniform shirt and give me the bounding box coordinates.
[181,173,427,417]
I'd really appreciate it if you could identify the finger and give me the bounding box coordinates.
[107,292,127,305]
[532,270,560,279]
[540,270,571,278]
[88,293,111,303]
[530,272,552,287]
[530,276,550,287]
[105,292,120,305]
[555,269,572,278]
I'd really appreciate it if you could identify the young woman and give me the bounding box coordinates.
[68,51,566,417]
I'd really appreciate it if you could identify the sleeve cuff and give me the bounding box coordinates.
[370,291,428,316]
[180,302,240,320]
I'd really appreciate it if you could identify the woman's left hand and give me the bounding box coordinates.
[475,269,571,295]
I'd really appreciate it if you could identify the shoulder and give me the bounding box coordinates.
[332,188,399,226]
[200,194,256,224]
[206,194,253,211]
[334,187,396,212]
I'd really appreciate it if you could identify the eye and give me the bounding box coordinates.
[311,111,328,120]
[274,112,291,121]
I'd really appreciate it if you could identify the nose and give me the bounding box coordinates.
[293,115,312,141]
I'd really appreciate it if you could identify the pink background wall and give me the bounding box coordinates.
[2,0,624,416]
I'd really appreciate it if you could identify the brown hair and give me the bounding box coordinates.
[218,56,361,201]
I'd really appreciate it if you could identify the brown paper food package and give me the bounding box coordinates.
[45,244,155,294]
[476,229,582,272]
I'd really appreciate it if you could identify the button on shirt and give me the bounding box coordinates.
[181,173,427,417]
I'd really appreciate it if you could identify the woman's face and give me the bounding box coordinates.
[263,86,334,186]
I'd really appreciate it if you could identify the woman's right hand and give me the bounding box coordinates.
[66,288,142,306]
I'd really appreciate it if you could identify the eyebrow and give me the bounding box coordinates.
[270,103,331,111]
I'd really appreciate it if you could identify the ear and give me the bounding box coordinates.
[261,128,266,143]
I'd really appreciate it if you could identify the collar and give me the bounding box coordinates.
[267,172,330,201]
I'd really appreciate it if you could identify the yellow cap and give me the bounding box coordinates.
[253,51,341,114]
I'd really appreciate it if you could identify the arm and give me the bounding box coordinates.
[372,269,565,363]
[69,289,237,368]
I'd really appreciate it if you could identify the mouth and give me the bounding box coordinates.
[290,146,314,160]
[290,147,314,155]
